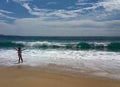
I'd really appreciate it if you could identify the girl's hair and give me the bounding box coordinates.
[18,47,21,50]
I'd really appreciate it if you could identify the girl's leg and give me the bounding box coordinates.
[21,57,23,63]
[18,57,20,63]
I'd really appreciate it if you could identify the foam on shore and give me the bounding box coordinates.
[0,49,120,80]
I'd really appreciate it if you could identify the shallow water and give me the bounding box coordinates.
[0,49,120,79]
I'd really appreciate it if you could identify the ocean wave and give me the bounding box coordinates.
[0,41,120,51]
[0,42,24,48]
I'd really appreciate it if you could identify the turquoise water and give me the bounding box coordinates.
[0,36,120,51]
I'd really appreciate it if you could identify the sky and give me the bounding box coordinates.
[0,0,120,36]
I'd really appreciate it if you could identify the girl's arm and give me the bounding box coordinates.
[14,48,18,51]
[21,48,26,51]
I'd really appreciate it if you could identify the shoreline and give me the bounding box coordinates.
[1,63,120,80]
[0,65,120,87]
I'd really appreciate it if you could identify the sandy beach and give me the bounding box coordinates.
[0,66,120,87]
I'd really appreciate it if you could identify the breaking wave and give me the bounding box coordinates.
[0,41,120,51]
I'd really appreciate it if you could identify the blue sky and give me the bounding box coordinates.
[0,0,120,36]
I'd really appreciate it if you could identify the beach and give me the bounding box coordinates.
[0,66,120,87]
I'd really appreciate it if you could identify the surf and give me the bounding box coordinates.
[0,41,120,51]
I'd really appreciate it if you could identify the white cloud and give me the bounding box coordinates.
[10,18,120,36]
[0,9,16,20]
[98,0,120,11]
[47,10,78,18]
[12,0,120,21]
[12,0,33,2]
[75,0,120,20]
[0,13,16,20]
[0,10,13,14]
[12,0,33,5]
[77,0,120,12]
[77,0,88,3]
[22,3,35,15]
[76,2,93,6]
[0,0,120,36]
[46,2,57,5]
[22,3,51,16]
[22,3,78,19]
[0,21,18,35]
[1,16,120,36]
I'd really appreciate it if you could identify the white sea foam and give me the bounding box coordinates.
[0,49,120,79]
[14,41,66,47]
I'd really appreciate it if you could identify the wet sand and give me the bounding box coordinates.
[0,66,120,87]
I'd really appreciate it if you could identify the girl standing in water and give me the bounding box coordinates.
[15,47,25,63]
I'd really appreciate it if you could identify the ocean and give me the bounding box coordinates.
[0,36,120,79]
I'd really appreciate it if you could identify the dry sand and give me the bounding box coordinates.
[0,66,120,87]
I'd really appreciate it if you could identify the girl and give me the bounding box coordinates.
[15,47,25,63]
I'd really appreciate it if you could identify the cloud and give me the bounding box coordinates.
[76,0,94,6]
[22,3,35,15]
[0,13,16,20]
[0,10,13,14]
[98,0,120,12]
[46,2,57,5]
[77,0,88,3]
[11,0,33,5]
[12,0,33,3]
[0,0,120,36]
[74,0,120,21]
[1,13,120,36]
[22,3,78,19]
[8,0,119,21]
[77,0,120,12]
[10,18,120,36]
[0,9,16,21]
[22,3,53,17]
[0,21,18,35]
